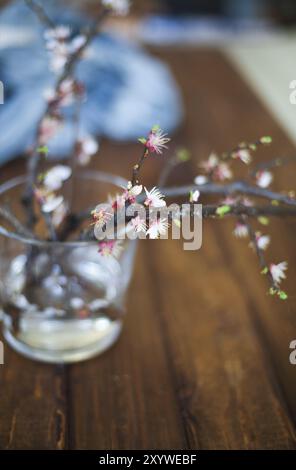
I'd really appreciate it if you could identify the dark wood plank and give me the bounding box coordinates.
[145,47,296,448]
[0,160,69,450]
[67,245,187,450]
[0,343,68,449]
[147,234,295,449]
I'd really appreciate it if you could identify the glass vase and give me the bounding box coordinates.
[0,171,137,363]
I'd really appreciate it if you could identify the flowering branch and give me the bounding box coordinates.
[131,147,149,186]
[22,0,108,228]
[243,219,288,300]
[12,1,294,302]
[132,125,171,186]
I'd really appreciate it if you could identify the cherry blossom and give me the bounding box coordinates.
[44,26,87,73]
[146,218,169,239]
[233,222,248,238]
[201,153,232,181]
[144,187,166,208]
[270,262,288,286]
[214,162,233,181]
[77,135,99,166]
[129,215,147,234]
[43,165,72,191]
[256,232,270,251]
[233,149,252,164]
[52,201,68,227]
[45,29,70,73]
[256,170,273,188]
[92,206,113,230]
[145,126,170,155]
[69,35,87,53]
[189,190,200,203]
[41,194,64,213]
[201,153,219,173]
[39,114,62,144]
[194,175,208,185]
[98,240,123,258]
[44,79,84,108]
[125,181,143,203]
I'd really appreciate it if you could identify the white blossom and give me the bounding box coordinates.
[44,26,71,42]
[234,149,252,164]
[43,165,72,191]
[77,135,99,165]
[126,181,143,201]
[233,223,248,238]
[129,215,147,234]
[146,218,169,239]
[256,170,273,188]
[144,187,166,208]
[92,206,113,232]
[42,195,64,213]
[190,190,200,203]
[39,115,62,144]
[69,35,87,53]
[256,232,270,251]
[98,240,123,258]
[52,201,68,227]
[201,153,232,181]
[194,175,208,185]
[215,162,233,181]
[270,262,288,286]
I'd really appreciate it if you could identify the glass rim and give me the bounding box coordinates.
[0,169,128,248]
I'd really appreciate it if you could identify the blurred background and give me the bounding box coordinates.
[1,0,296,163]
[72,0,296,24]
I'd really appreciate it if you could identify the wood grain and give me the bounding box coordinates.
[0,345,68,449]
[0,48,296,449]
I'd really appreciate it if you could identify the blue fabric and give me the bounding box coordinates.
[0,0,183,163]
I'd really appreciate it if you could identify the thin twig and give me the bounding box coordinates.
[161,181,296,206]
[58,206,93,241]
[0,205,36,238]
[132,147,149,186]
[201,204,296,218]
[25,0,55,29]
[250,155,296,177]
[244,218,277,291]
[220,138,267,161]
[42,211,57,240]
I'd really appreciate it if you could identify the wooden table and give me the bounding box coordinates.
[0,48,296,450]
